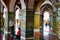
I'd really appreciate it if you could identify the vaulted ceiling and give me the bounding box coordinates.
[0,0,44,11]
[0,0,60,12]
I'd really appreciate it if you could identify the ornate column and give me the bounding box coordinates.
[3,7,8,34]
[20,0,26,40]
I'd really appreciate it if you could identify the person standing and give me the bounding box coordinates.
[43,23,49,40]
[9,19,14,37]
[16,27,21,40]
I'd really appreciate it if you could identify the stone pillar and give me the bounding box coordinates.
[21,9,26,40]
[26,10,34,40]
[34,11,40,40]
[34,12,40,29]
[3,7,8,34]
[20,0,26,40]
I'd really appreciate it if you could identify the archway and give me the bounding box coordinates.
[15,5,21,36]
[14,0,26,40]
[40,4,57,40]
[9,0,26,39]
[43,10,51,40]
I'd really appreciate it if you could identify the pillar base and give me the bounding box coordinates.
[21,36,34,40]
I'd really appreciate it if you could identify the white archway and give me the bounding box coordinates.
[15,5,21,35]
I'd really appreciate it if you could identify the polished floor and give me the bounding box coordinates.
[0,30,57,40]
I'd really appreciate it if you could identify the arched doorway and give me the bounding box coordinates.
[14,0,26,39]
[43,10,51,40]
[15,5,21,36]
[40,4,57,40]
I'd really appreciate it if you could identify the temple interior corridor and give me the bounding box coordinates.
[0,0,60,40]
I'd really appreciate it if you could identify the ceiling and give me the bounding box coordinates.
[1,0,60,12]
